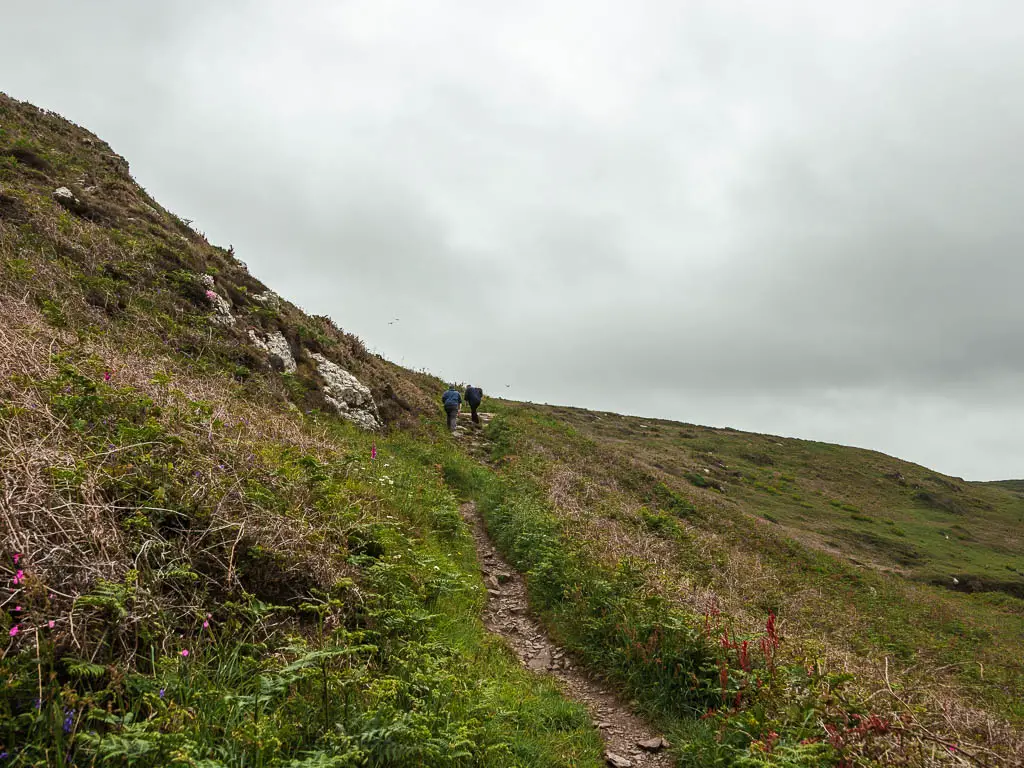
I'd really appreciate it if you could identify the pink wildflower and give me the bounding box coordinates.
[181,649,189,657]
[48,620,55,629]
[371,443,377,460]
[205,290,217,300]
[14,606,21,612]
[12,570,23,585]
[104,371,112,382]
[12,554,20,565]
[8,626,18,637]
[203,620,209,629]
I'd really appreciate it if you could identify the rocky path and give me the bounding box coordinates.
[456,412,672,768]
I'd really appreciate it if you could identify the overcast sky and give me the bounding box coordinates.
[3,1,1022,480]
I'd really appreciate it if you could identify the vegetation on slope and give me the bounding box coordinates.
[2,91,1021,767]
[474,403,1023,764]
[0,93,602,766]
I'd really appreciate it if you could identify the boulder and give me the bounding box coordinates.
[53,187,79,208]
[637,736,670,751]
[310,352,381,430]
[247,329,296,374]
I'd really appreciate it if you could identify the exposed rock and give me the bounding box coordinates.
[198,274,216,290]
[637,737,670,751]
[251,290,281,309]
[53,187,79,208]
[102,152,130,176]
[247,329,296,374]
[309,352,381,430]
[201,282,233,326]
[605,753,633,768]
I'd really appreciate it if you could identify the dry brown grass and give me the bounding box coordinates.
[0,296,368,665]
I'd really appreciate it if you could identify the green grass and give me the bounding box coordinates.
[1,362,602,767]
[483,403,1024,763]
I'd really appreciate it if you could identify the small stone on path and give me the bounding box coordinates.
[637,736,670,752]
[605,753,633,768]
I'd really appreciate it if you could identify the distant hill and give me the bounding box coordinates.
[984,479,1024,494]
[531,403,1024,599]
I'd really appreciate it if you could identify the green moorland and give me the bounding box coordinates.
[2,91,1022,766]
[481,403,1024,762]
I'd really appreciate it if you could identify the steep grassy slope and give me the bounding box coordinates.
[0,93,603,766]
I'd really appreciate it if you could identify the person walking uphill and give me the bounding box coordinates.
[464,384,483,425]
[442,385,461,433]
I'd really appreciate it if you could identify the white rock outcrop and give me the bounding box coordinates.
[53,187,79,206]
[247,329,296,373]
[197,275,234,324]
[202,289,234,327]
[310,352,381,430]
[251,290,281,309]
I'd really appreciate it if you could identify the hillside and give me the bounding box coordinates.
[984,480,1024,496]
[536,405,1024,597]
[2,93,1022,767]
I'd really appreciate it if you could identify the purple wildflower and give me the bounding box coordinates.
[63,709,74,734]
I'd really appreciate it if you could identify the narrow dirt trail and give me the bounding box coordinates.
[455,412,672,768]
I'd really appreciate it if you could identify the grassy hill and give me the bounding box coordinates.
[984,479,1024,496]
[2,92,1022,766]
[538,405,1024,596]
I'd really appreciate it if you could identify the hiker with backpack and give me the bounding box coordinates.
[441,385,461,432]
[464,384,483,425]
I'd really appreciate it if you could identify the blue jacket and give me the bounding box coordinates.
[464,386,483,406]
[442,388,461,408]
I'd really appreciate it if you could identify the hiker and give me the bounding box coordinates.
[441,384,461,433]
[464,384,483,424]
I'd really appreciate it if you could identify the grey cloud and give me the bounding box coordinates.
[2,0,1023,478]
